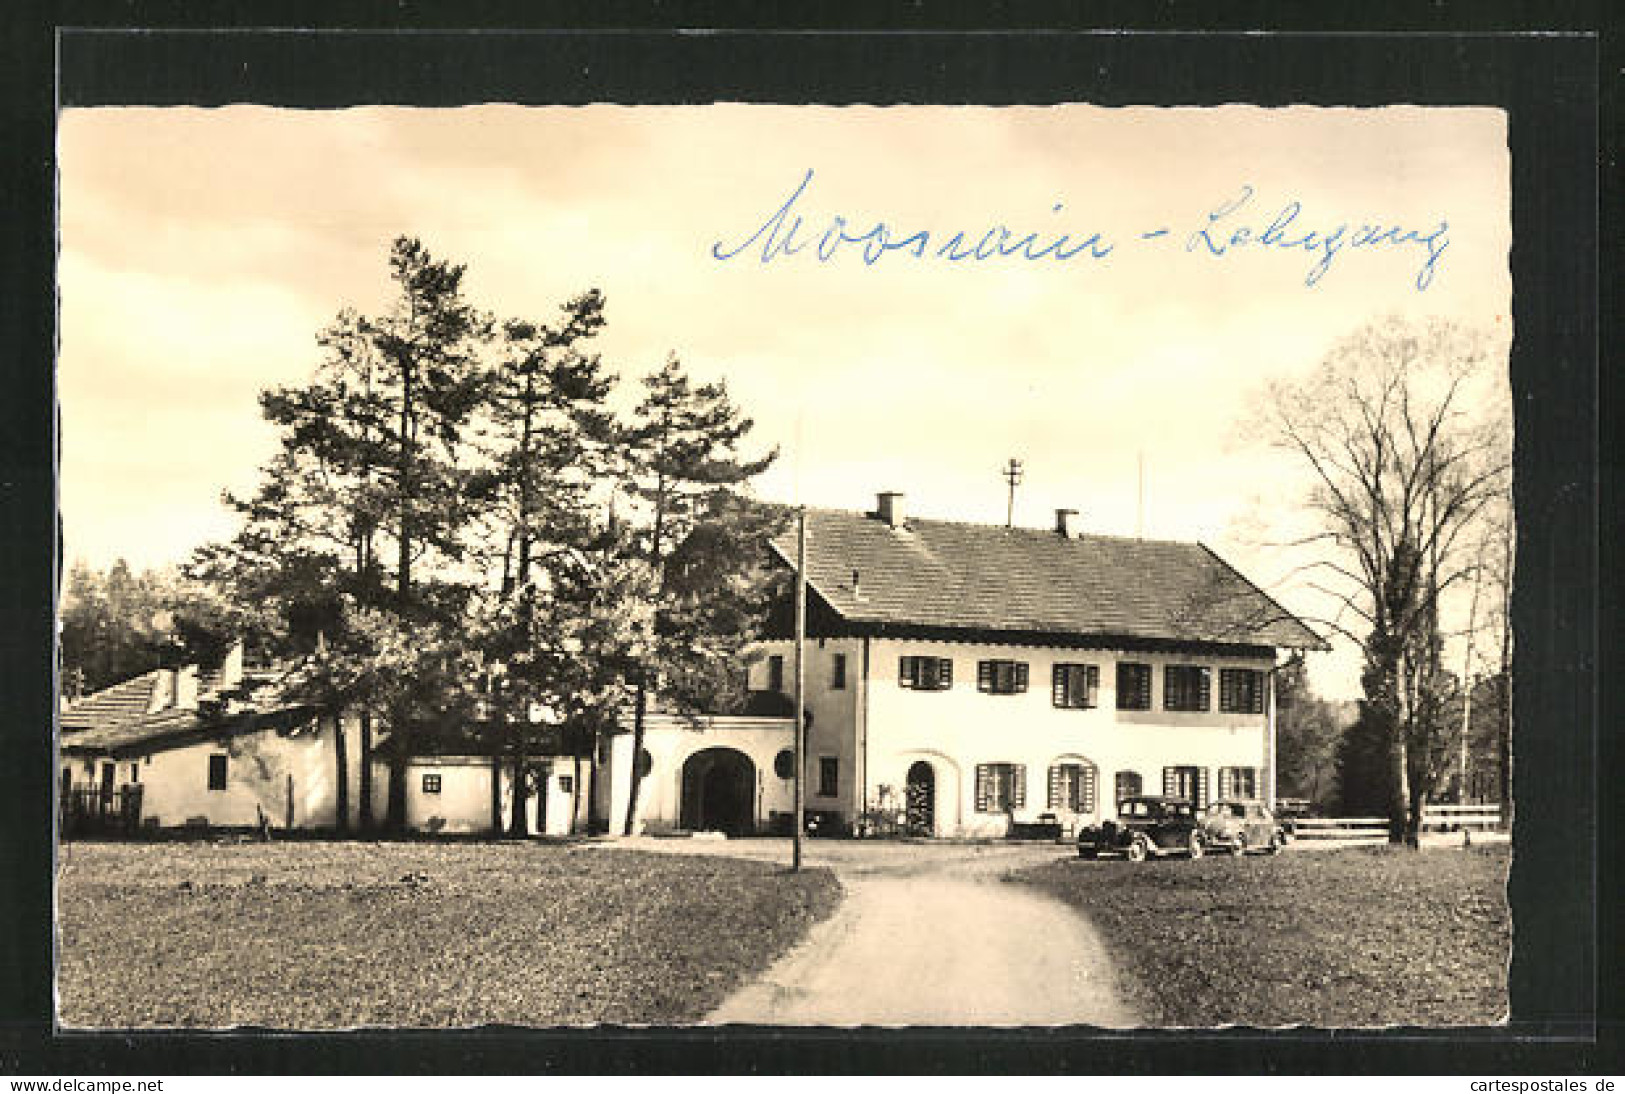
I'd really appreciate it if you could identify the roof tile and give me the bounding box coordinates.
[772,508,1325,650]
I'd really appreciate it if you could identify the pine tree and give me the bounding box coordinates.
[616,356,780,835]
[195,237,491,832]
[467,291,617,834]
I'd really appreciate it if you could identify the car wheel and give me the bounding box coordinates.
[1077,848,1098,860]
[1126,836,1149,862]
[1267,833,1285,855]
[1230,833,1247,857]
[1187,831,1205,860]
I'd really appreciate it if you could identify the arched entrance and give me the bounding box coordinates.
[905,761,936,836]
[680,747,757,835]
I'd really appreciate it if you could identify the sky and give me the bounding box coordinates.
[56,104,1511,698]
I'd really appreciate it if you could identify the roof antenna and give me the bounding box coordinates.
[1002,457,1024,528]
[1137,450,1145,539]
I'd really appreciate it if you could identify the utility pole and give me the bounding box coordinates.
[1002,458,1024,528]
[792,505,807,873]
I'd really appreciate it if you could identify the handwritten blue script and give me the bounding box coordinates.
[710,169,1115,268]
[710,169,1451,291]
[1185,185,1450,291]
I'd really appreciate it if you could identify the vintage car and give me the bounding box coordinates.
[1271,797,1316,837]
[1076,795,1205,861]
[1200,799,1289,856]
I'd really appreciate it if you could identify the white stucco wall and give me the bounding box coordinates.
[747,638,864,816]
[861,639,1274,836]
[111,712,365,831]
[607,713,797,834]
[64,712,591,837]
[364,755,583,836]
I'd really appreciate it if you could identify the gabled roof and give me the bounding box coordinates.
[59,657,311,756]
[59,703,319,756]
[59,670,165,733]
[769,508,1326,651]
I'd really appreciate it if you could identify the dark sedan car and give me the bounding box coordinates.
[1077,795,1205,861]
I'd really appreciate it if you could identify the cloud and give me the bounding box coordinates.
[57,104,1510,698]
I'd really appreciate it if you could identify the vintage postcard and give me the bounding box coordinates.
[55,102,1514,1031]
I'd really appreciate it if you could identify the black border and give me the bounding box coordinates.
[2,10,1613,1077]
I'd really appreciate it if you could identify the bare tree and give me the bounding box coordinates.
[1259,316,1510,844]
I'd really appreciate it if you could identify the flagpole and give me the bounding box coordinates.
[793,504,807,873]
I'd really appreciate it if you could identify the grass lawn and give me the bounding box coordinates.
[56,840,839,1028]
[1012,844,1510,1028]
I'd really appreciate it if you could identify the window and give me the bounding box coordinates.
[1048,763,1098,813]
[830,652,847,690]
[1052,663,1100,709]
[1220,668,1266,714]
[207,754,228,791]
[818,757,839,797]
[767,655,785,692]
[974,763,1027,813]
[1219,766,1259,799]
[899,655,953,691]
[774,749,795,780]
[1164,665,1212,711]
[1115,770,1143,803]
[1163,765,1210,808]
[129,762,140,784]
[558,776,573,794]
[977,659,1030,695]
[422,773,443,794]
[1116,662,1152,710]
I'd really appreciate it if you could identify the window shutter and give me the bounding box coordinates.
[1012,765,1027,808]
[1198,668,1212,711]
[1014,662,1029,692]
[1052,665,1067,707]
[1081,765,1098,814]
[975,764,991,812]
[899,656,911,687]
[977,660,992,692]
[1198,767,1211,808]
[938,658,953,688]
[1047,765,1062,808]
[1085,665,1099,707]
[1163,767,1177,797]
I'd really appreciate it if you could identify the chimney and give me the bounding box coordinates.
[1055,508,1081,538]
[876,491,906,529]
[174,665,200,710]
[219,641,245,690]
[146,669,174,713]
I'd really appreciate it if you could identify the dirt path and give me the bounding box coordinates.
[609,838,1139,1027]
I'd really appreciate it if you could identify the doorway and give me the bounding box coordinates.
[905,760,935,836]
[680,748,757,835]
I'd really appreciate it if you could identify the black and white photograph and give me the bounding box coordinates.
[47,97,1529,1033]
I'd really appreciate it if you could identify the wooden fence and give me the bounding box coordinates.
[61,785,144,837]
[1291,803,1505,841]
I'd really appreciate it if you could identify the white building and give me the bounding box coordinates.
[610,494,1325,837]
[58,649,582,837]
[61,495,1323,842]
